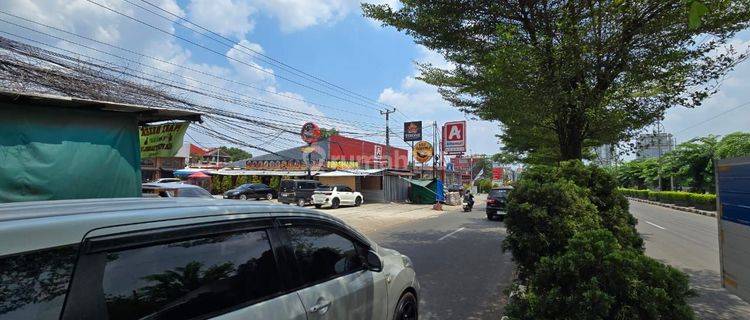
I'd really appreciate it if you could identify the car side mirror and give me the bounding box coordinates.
[364,249,383,272]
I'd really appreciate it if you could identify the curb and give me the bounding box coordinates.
[627,197,717,218]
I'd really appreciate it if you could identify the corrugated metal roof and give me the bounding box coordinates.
[0,90,202,124]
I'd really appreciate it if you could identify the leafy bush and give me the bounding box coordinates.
[503,176,601,278]
[505,230,696,320]
[504,161,643,275]
[690,193,717,211]
[619,188,716,211]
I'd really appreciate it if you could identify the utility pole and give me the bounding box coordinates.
[380,108,396,170]
[655,121,663,191]
[433,121,437,179]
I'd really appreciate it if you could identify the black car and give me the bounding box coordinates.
[223,183,276,200]
[486,186,513,220]
[278,179,320,206]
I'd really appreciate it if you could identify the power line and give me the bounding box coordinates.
[84,0,387,114]
[134,0,398,111]
[0,10,384,124]
[675,100,750,135]
[0,26,383,137]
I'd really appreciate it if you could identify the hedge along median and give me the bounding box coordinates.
[619,188,716,211]
[503,161,695,319]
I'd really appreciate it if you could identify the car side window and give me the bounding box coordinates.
[98,229,281,320]
[0,245,78,320]
[284,226,363,285]
[341,186,352,192]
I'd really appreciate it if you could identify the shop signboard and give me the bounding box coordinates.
[442,121,467,154]
[245,159,321,171]
[327,160,359,170]
[492,167,504,181]
[139,122,189,158]
[413,141,433,163]
[300,122,321,144]
[403,121,422,141]
[374,145,383,161]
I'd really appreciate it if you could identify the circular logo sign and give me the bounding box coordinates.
[413,141,433,163]
[300,122,321,144]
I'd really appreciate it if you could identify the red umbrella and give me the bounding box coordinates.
[188,171,210,179]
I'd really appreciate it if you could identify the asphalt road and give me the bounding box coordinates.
[630,200,750,319]
[364,200,514,319]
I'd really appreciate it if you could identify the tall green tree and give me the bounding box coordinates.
[716,131,750,159]
[664,135,718,193]
[364,1,750,161]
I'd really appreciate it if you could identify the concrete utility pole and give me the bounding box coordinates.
[433,121,438,179]
[380,108,396,170]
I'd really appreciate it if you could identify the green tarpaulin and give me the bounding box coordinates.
[405,178,437,204]
[0,103,142,202]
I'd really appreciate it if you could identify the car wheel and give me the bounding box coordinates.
[297,198,305,207]
[393,292,418,320]
[266,193,273,200]
[315,204,322,209]
[239,194,247,200]
[354,196,362,206]
[486,214,493,220]
[331,198,340,209]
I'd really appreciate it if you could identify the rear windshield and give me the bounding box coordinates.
[489,189,509,198]
[316,185,334,191]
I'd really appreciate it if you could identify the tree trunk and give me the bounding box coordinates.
[557,121,585,161]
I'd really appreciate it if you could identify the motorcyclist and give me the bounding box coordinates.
[463,191,474,210]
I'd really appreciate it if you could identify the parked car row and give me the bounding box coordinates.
[0,198,419,320]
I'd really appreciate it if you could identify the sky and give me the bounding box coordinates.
[1,0,748,158]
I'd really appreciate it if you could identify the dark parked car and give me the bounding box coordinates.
[278,179,321,206]
[223,183,276,200]
[142,183,213,198]
[486,186,513,220]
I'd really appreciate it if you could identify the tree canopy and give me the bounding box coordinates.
[218,146,252,162]
[364,1,750,161]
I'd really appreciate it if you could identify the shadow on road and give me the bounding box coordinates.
[682,267,750,320]
[376,213,514,320]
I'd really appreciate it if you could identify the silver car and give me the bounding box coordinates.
[0,198,419,320]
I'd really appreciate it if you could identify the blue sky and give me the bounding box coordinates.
[2,0,749,158]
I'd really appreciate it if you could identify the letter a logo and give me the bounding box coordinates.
[448,125,462,140]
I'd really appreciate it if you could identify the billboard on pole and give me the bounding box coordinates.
[403,121,422,141]
[442,121,467,154]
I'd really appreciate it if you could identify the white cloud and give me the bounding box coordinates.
[226,39,276,84]
[377,45,502,155]
[187,0,255,39]
[663,36,750,143]
[253,0,356,33]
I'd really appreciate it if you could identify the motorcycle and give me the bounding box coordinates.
[462,201,473,212]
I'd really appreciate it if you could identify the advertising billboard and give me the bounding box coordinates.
[413,141,433,163]
[404,121,423,141]
[442,121,467,154]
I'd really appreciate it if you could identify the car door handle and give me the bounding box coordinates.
[309,299,332,314]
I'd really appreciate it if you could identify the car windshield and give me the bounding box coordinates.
[280,180,295,192]
[237,184,253,189]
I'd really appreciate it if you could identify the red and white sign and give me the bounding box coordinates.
[442,121,467,154]
[374,145,383,161]
[492,167,504,181]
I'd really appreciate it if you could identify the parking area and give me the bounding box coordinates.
[216,196,481,235]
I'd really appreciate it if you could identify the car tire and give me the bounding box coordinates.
[486,214,493,220]
[315,204,322,209]
[239,194,247,200]
[297,198,305,207]
[354,196,362,206]
[331,198,340,209]
[266,193,273,200]
[393,291,418,320]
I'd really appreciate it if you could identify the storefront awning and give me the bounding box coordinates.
[209,169,319,176]
[317,169,384,177]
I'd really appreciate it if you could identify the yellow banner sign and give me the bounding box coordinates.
[326,160,359,170]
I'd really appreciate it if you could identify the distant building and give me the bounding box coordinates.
[593,144,618,166]
[636,133,674,159]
